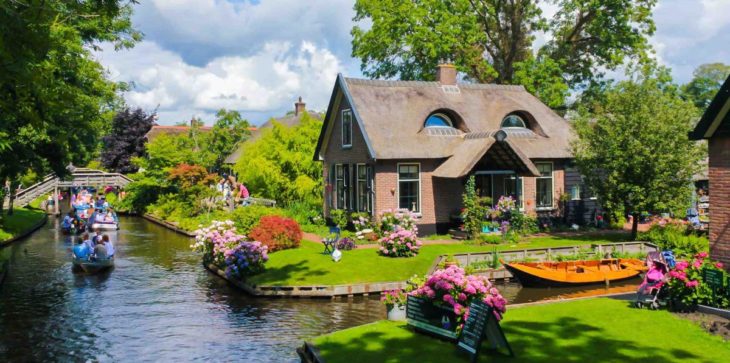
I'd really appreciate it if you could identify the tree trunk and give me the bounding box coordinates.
[0,177,5,216]
[7,180,16,215]
[631,212,640,241]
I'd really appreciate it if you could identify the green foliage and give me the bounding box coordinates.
[234,113,323,208]
[572,67,703,239]
[477,234,503,245]
[329,209,348,228]
[638,224,708,259]
[229,205,285,235]
[681,62,730,109]
[352,0,656,107]
[461,176,486,238]
[0,1,139,186]
[200,109,252,172]
[116,174,172,213]
[284,202,325,227]
[509,210,539,235]
[136,134,198,178]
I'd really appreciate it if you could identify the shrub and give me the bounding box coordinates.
[638,224,708,258]
[336,237,357,251]
[191,220,268,279]
[411,265,507,332]
[330,209,348,228]
[285,201,324,226]
[379,228,423,257]
[230,205,285,235]
[376,209,419,237]
[508,210,538,235]
[667,252,729,309]
[478,234,502,245]
[249,215,303,252]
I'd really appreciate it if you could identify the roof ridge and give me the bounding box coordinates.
[344,77,525,91]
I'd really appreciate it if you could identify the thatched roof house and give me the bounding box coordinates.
[314,64,596,234]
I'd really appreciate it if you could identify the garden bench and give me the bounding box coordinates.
[322,227,340,254]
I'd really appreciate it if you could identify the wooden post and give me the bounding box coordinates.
[53,185,59,215]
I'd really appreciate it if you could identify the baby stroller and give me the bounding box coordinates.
[635,251,669,310]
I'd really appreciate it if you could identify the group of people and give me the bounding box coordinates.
[216,175,250,207]
[72,231,115,261]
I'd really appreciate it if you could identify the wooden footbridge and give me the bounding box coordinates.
[4,168,133,213]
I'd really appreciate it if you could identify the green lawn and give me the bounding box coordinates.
[312,298,730,363]
[248,232,630,286]
[0,208,46,243]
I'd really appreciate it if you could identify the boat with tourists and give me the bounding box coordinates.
[503,258,647,287]
[72,256,114,274]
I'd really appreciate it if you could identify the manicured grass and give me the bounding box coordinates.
[248,233,631,286]
[0,208,46,243]
[312,298,730,363]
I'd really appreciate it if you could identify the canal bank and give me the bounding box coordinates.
[0,208,48,247]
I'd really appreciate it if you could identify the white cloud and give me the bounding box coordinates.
[95,40,342,125]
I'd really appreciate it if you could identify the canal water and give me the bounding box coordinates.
[0,216,641,361]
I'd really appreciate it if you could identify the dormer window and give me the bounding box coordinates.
[425,113,453,128]
[501,114,527,129]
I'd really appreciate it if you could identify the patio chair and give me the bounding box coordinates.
[322,226,340,254]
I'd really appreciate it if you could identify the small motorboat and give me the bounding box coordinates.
[72,257,114,274]
[503,258,647,287]
[91,222,119,230]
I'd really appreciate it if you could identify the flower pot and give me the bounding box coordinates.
[386,305,406,321]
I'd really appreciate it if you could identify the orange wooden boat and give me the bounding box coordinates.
[503,259,647,287]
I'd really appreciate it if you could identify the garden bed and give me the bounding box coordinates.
[676,311,730,341]
[307,298,730,363]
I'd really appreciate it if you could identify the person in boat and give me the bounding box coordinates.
[102,234,115,258]
[72,238,91,260]
[91,239,108,261]
[93,230,103,244]
[82,233,95,251]
[62,212,75,231]
[95,195,105,211]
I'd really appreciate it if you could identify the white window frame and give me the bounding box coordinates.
[397,162,421,213]
[341,109,352,148]
[535,161,555,210]
[570,184,581,201]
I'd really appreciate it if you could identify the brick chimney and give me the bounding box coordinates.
[436,62,457,86]
[295,96,306,116]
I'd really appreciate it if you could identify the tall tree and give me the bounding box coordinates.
[101,108,155,174]
[682,63,730,110]
[234,113,323,208]
[0,0,140,213]
[201,109,252,172]
[572,67,702,239]
[352,0,656,107]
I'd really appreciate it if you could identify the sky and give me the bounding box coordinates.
[93,0,730,126]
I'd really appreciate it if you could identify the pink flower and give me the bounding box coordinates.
[715,262,724,269]
[685,280,699,288]
[692,260,702,269]
[696,252,708,259]
[675,261,689,271]
[458,293,467,301]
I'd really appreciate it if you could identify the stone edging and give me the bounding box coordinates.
[142,214,196,237]
[0,213,48,247]
[205,263,407,298]
[297,341,326,363]
[697,304,730,319]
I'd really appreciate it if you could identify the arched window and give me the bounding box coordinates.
[501,114,527,128]
[424,113,453,128]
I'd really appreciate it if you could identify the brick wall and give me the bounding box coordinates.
[709,136,730,269]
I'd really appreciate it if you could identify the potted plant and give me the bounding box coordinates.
[442,254,459,268]
[381,290,407,321]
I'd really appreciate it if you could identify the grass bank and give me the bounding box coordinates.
[249,233,631,286]
[0,208,47,244]
[312,298,730,363]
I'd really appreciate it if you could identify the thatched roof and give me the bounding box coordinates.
[315,75,574,167]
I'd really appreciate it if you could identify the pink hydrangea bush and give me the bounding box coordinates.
[667,252,729,309]
[376,209,419,236]
[411,265,507,331]
[192,220,269,279]
[378,228,423,257]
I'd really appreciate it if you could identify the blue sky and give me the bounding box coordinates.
[93,0,730,126]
